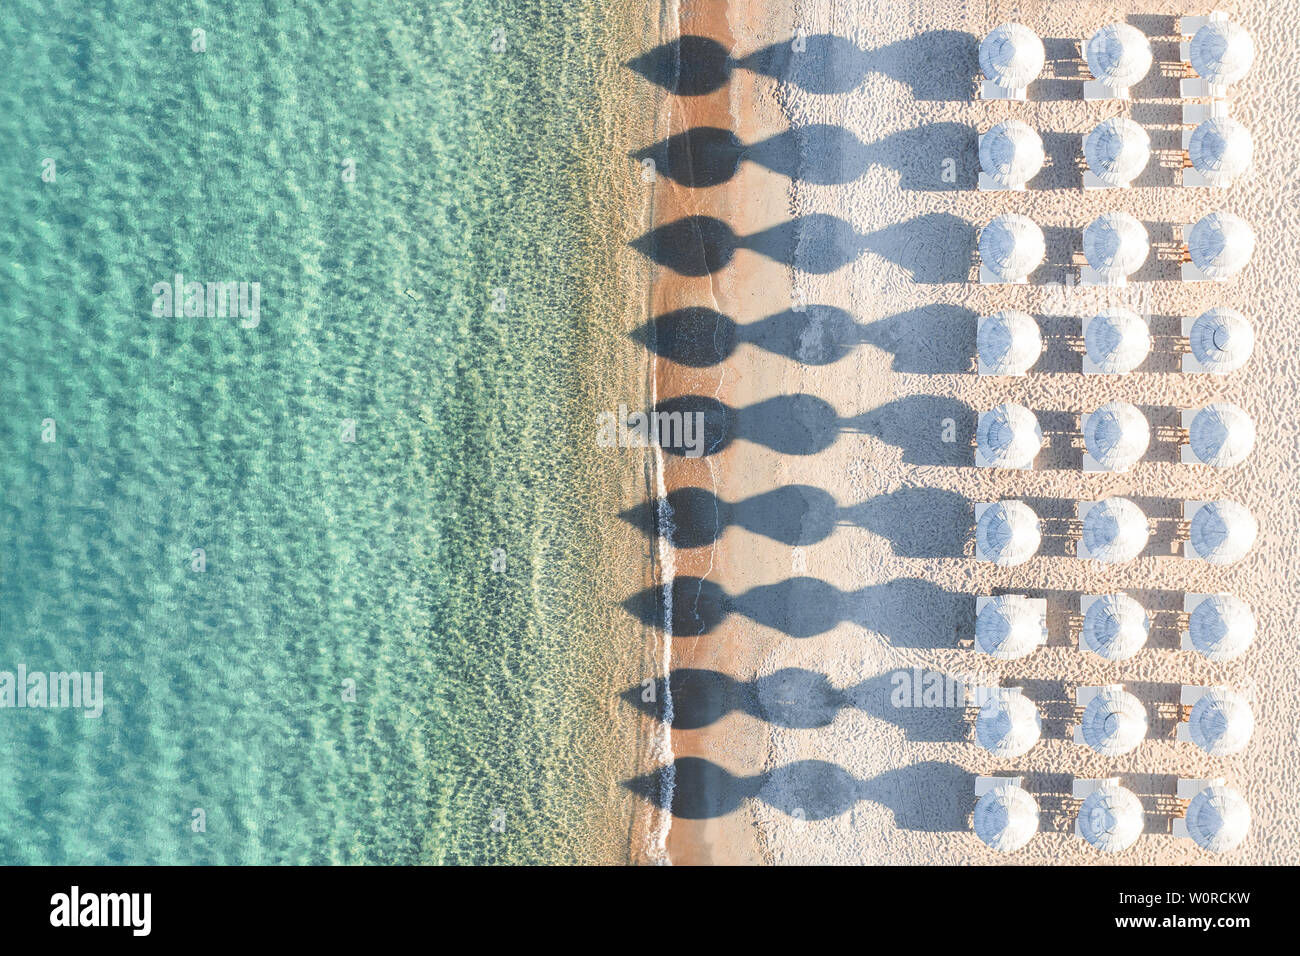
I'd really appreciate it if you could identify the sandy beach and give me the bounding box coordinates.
[629,0,1300,864]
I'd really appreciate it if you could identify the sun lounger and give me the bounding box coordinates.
[1174,685,1212,741]
[981,80,1028,102]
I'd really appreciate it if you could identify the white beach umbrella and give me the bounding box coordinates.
[1082,498,1149,564]
[1189,118,1253,186]
[1187,212,1255,279]
[976,692,1042,757]
[1184,784,1250,852]
[1190,21,1255,86]
[1084,401,1150,471]
[1081,687,1148,756]
[980,120,1045,188]
[1081,594,1149,662]
[1187,688,1254,756]
[1189,403,1255,467]
[1083,212,1149,281]
[1188,307,1254,373]
[973,783,1039,852]
[978,403,1043,469]
[1084,117,1151,187]
[975,596,1042,660]
[1078,783,1144,853]
[1187,594,1255,661]
[978,310,1042,374]
[980,214,1045,283]
[1085,308,1150,373]
[980,23,1046,90]
[1086,23,1153,89]
[1189,500,1257,565]
[976,501,1041,566]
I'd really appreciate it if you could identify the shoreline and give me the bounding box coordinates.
[635,0,800,865]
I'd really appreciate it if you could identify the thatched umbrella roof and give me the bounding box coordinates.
[981,120,1045,187]
[980,214,1045,282]
[976,501,1041,566]
[980,23,1046,89]
[1085,117,1151,186]
[1085,308,1150,373]
[1188,307,1253,373]
[1187,211,1255,279]
[1081,594,1149,661]
[978,310,1042,374]
[1086,23,1153,88]
[974,782,1040,852]
[1190,20,1255,85]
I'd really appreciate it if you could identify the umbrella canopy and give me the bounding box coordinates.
[980,120,1045,188]
[1086,23,1153,88]
[1187,212,1255,279]
[980,214,1045,282]
[973,783,1039,852]
[976,692,1042,757]
[1078,784,1144,853]
[1084,212,1149,280]
[1081,594,1149,661]
[1187,594,1255,661]
[1085,117,1151,186]
[1084,401,1150,471]
[978,310,1042,374]
[1082,498,1149,563]
[976,501,1041,566]
[1189,403,1255,467]
[1085,308,1150,373]
[1190,21,1255,86]
[1187,688,1254,756]
[980,23,1046,89]
[1184,784,1250,852]
[976,596,1042,660]
[1189,118,1253,186]
[1189,500,1257,564]
[978,403,1043,468]
[1081,687,1148,756]
[1188,307,1253,373]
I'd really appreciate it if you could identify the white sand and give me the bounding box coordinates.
[690,0,1299,864]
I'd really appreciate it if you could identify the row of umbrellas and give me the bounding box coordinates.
[975,497,1259,565]
[975,19,1257,857]
[979,306,1254,375]
[981,116,1253,189]
[981,20,1254,93]
[978,400,1256,470]
[976,778,1251,853]
[976,592,1255,662]
[979,210,1256,283]
[977,686,1253,760]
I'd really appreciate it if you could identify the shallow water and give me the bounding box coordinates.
[0,0,655,864]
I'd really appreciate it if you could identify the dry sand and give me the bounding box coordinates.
[637,0,1300,864]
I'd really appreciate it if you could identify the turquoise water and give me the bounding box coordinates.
[0,0,649,863]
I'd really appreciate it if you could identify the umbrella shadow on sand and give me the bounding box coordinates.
[630,304,865,368]
[621,573,968,643]
[626,32,978,100]
[619,484,972,554]
[625,757,971,830]
[631,214,866,276]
